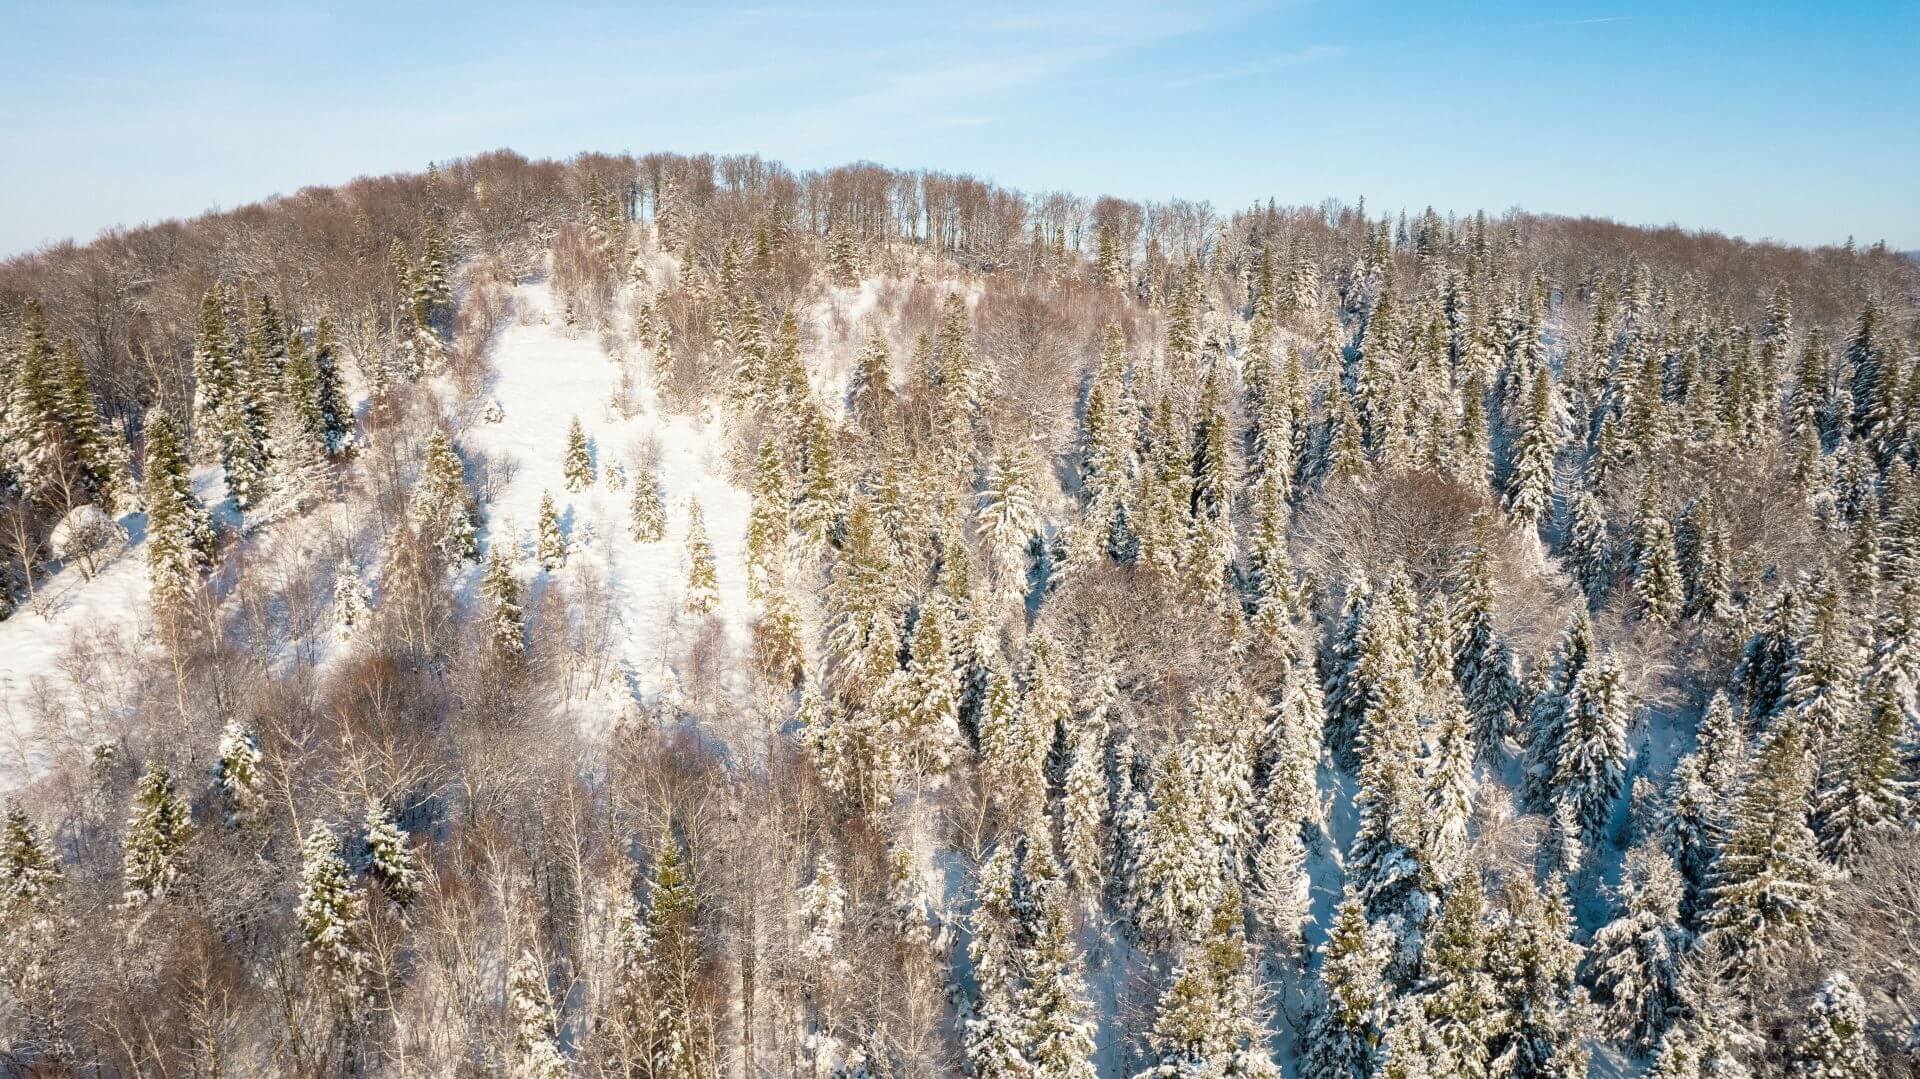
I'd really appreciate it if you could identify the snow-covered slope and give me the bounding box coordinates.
[0,275,757,778]
[456,278,753,732]
[0,471,233,777]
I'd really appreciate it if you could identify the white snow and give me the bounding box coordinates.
[0,469,230,777]
[0,272,758,780]
[455,276,756,734]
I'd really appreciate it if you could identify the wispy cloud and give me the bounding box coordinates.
[1160,44,1343,89]
[744,2,1262,150]
[1527,15,1633,28]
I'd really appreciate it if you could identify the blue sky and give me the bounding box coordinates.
[3,1,1916,257]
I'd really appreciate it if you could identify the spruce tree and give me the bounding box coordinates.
[791,403,841,556]
[1788,974,1878,1078]
[3,301,63,491]
[1422,689,1477,883]
[1550,653,1633,851]
[1563,487,1613,609]
[683,498,718,616]
[122,763,191,904]
[1812,673,1906,863]
[848,327,896,431]
[1732,587,1803,729]
[1420,872,1498,1078]
[142,410,214,612]
[363,803,421,908]
[1059,713,1109,909]
[257,398,331,522]
[51,340,110,499]
[297,824,366,1002]
[535,491,567,571]
[0,804,60,921]
[743,435,789,603]
[1484,877,1590,1078]
[638,830,707,1078]
[979,450,1039,599]
[1525,613,1594,811]
[823,493,902,713]
[893,595,961,775]
[190,288,238,461]
[1585,843,1691,1053]
[409,429,478,563]
[1706,718,1828,986]
[482,546,526,656]
[1845,298,1884,443]
[562,416,594,491]
[629,457,667,542]
[214,720,264,827]
[1661,754,1727,929]
[1301,893,1389,1079]
[0,801,65,1033]
[1022,876,1100,1079]
[1137,891,1278,1078]
[309,317,352,451]
[1344,574,1432,956]
[1258,656,1327,845]
[508,950,569,1079]
[333,557,372,644]
[1502,370,1559,527]
[979,656,1047,827]
[1249,798,1310,959]
[213,324,269,515]
[1130,748,1220,946]
[1629,475,1685,623]
[1452,547,1524,755]
[1778,583,1861,753]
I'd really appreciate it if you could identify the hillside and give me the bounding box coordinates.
[0,150,1916,1077]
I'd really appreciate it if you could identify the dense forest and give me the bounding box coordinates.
[0,149,1917,1077]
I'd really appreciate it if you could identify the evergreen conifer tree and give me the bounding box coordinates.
[1563,487,1613,608]
[310,317,352,451]
[1788,974,1877,1078]
[1630,477,1685,622]
[409,430,478,563]
[629,457,667,542]
[1420,872,1498,1078]
[535,491,567,571]
[1502,371,1559,527]
[743,436,789,603]
[1301,893,1389,1079]
[333,557,372,644]
[142,410,214,612]
[1812,673,1906,862]
[257,397,331,523]
[979,450,1039,600]
[1059,713,1109,909]
[508,950,569,1079]
[1706,718,1828,986]
[1453,548,1524,754]
[1137,891,1278,1078]
[1550,653,1633,850]
[297,824,366,1002]
[123,763,191,904]
[190,288,238,461]
[1586,843,1691,1053]
[1484,877,1590,1078]
[482,546,526,656]
[562,416,594,491]
[683,498,718,615]
[364,803,421,908]
[214,720,264,827]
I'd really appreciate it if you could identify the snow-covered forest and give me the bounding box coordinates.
[0,150,1916,1077]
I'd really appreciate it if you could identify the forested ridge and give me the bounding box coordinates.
[0,149,1916,1077]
